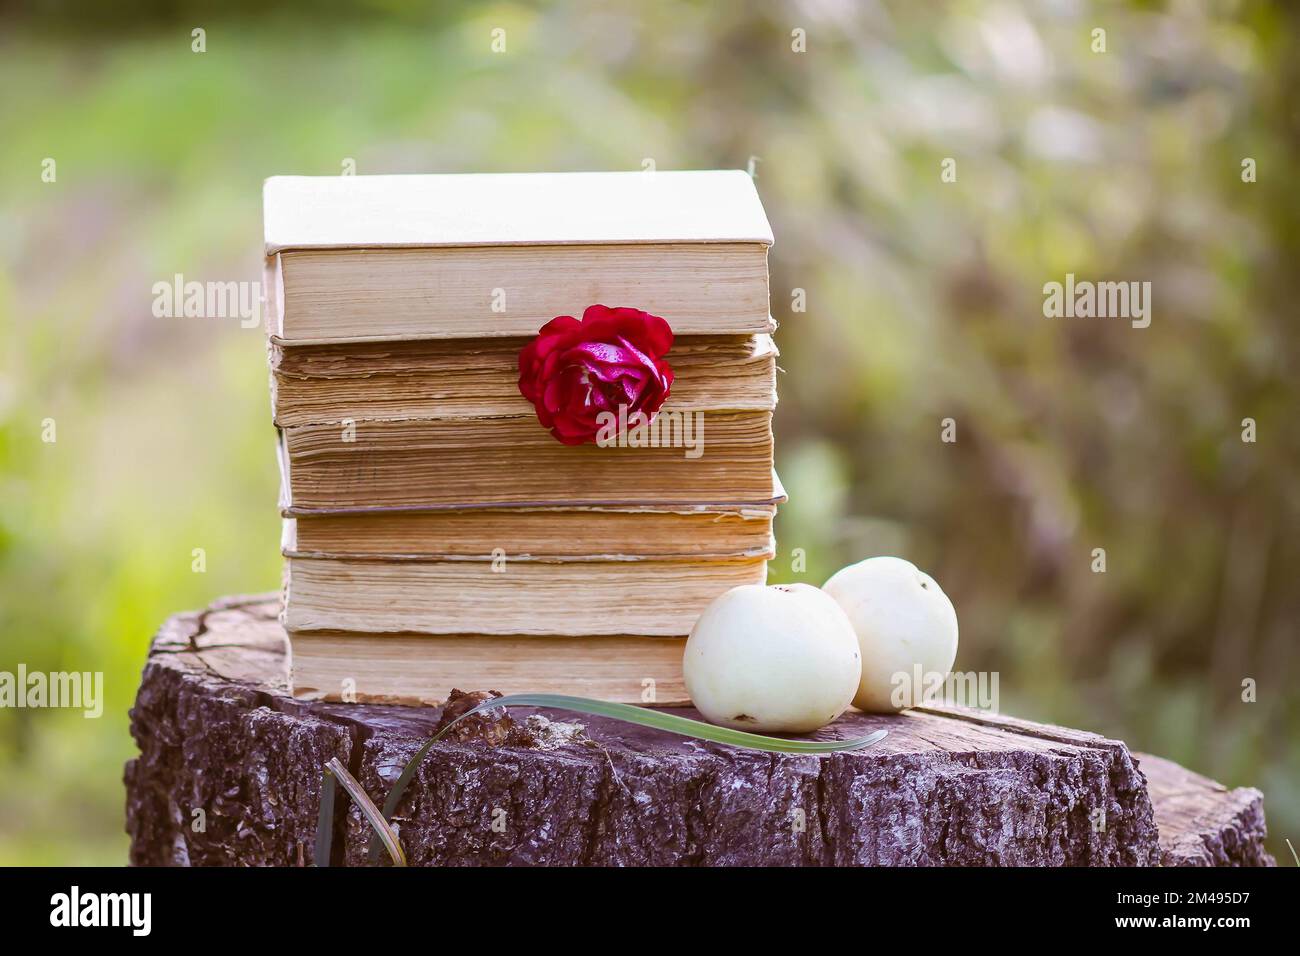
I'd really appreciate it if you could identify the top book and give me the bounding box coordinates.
[263,171,774,343]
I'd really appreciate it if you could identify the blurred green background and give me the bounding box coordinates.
[1,1,1296,865]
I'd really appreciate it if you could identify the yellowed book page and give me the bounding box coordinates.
[275,243,771,342]
[284,555,768,635]
[271,334,777,425]
[286,506,775,559]
[289,632,688,707]
[282,410,775,510]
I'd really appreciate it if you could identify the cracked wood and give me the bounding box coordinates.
[124,595,1272,866]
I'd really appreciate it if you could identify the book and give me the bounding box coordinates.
[278,411,778,512]
[264,171,774,344]
[263,169,782,707]
[270,333,778,426]
[282,504,776,560]
[282,554,768,635]
[289,632,688,706]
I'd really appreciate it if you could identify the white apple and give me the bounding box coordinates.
[823,556,958,713]
[683,583,862,733]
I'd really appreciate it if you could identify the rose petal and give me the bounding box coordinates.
[580,304,613,324]
[517,305,675,445]
[609,308,673,356]
[538,314,582,337]
[614,335,665,389]
[565,341,637,367]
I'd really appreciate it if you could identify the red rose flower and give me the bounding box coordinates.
[518,304,675,445]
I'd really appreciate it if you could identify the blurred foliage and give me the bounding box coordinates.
[0,0,1295,864]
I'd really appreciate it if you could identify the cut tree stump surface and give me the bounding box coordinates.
[124,595,1273,866]
[1138,753,1274,867]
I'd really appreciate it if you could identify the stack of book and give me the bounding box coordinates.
[263,171,782,705]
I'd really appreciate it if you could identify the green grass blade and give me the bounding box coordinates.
[313,767,337,867]
[478,695,890,752]
[368,693,888,863]
[325,757,407,867]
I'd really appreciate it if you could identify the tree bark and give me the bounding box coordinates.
[125,595,1273,866]
[1137,752,1273,867]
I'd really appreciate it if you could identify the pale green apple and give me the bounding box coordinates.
[824,557,959,713]
[683,583,862,732]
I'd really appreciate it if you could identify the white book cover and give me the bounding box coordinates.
[263,170,774,253]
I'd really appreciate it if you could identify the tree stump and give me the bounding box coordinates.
[124,595,1274,866]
